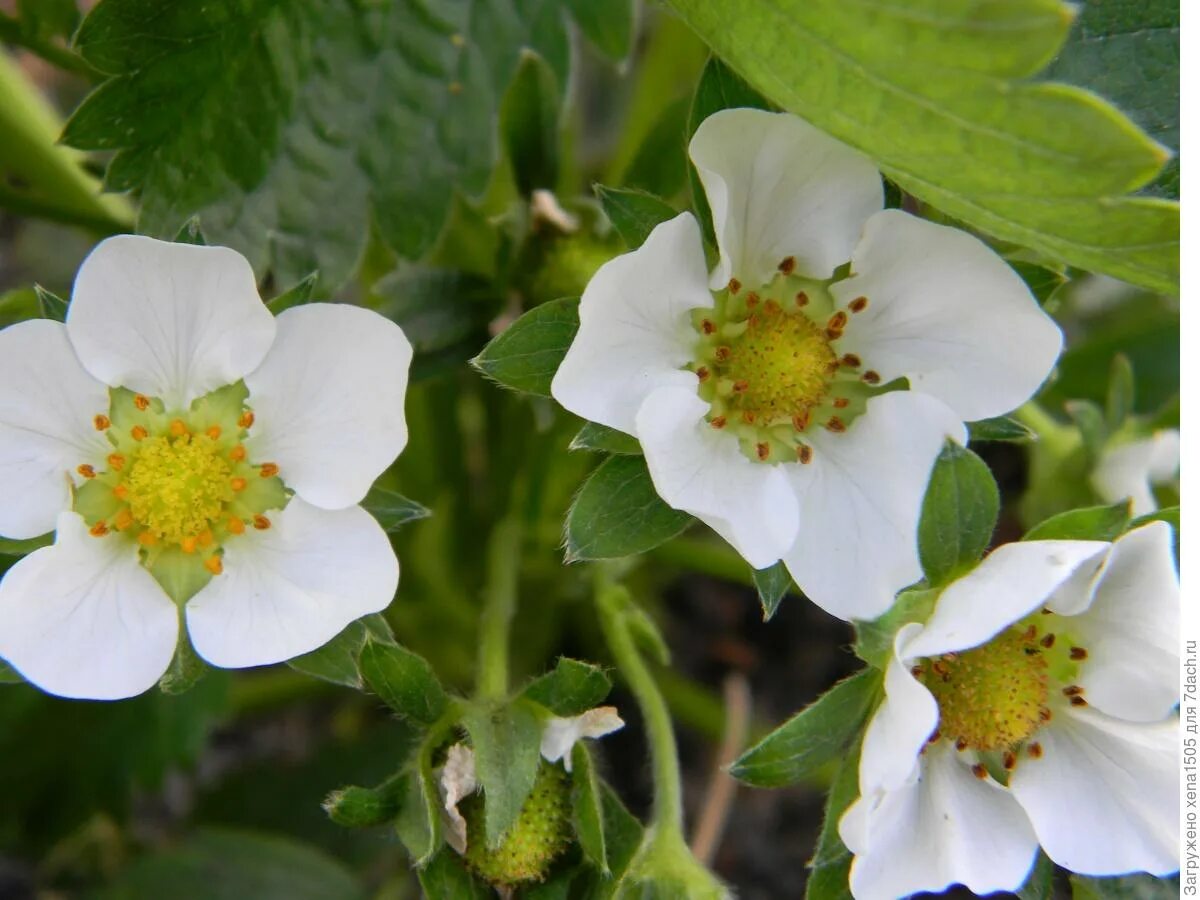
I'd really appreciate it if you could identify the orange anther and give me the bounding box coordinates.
[133,394,150,410]
[710,416,727,430]
[849,296,869,313]
[230,477,248,492]
[779,256,796,275]
[259,462,280,478]
[1040,633,1056,648]
[1002,751,1017,771]
[197,529,214,548]
[230,445,247,462]
[137,531,158,547]
[696,366,710,382]
[911,665,925,678]
[228,516,246,535]
[1062,685,1084,697]
[827,311,848,331]
[927,728,941,744]
[840,353,861,368]
[746,292,760,308]
[77,464,96,479]
[1027,742,1043,759]
[203,555,224,576]
[794,291,808,307]
[107,453,126,472]
[131,425,149,441]
[206,425,222,441]
[93,414,111,431]
[862,370,881,385]
[971,764,987,780]
[792,412,810,431]
[1022,624,1037,641]
[180,536,198,554]
[732,380,749,394]
[825,416,846,432]
[238,410,255,429]
[741,410,756,424]
[169,419,188,437]
[832,397,849,409]
[1069,646,1088,660]
[727,278,741,295]
[714,346,731,362]
[89,521,109,537]
[113,508,134,531]
[797,444,813,464]
[113,484,129,500]
[701,319,716,335]
[756,442,770,461]
[1070,695,1088,707]
[1039,707,1053,723]
[253,514,271,530]
[955,737,968,751]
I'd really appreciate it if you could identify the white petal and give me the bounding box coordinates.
[782,391,965,621]
[903,539,1110,660]
[833,210,1062,422]
[0,511,178,699]
[551,213,711,436]
[1068,522,1180,722]
[1010,707,1178,876]
[635,385,799,569]
[437,743,478,855]
[186,498,398,668]
[858,624,939,795]
[1092,430,1180,516]
[842,744,1039,900]
[0,320,110,539]
[689,108,881,287]
[244,304,413,510]
[67,235,276,409]
[540,706,625,773]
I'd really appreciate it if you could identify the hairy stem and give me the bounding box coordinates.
[476,517,522,700]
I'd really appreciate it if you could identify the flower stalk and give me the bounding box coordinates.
[476,517,522,700]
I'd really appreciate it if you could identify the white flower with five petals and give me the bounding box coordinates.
[840,522,1179,900]
[0,235,412,700]
[552,108,1062,620]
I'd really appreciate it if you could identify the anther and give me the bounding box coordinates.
[228,516,246,535]
[169,419,188,437]
[792,411,810,431]
[77,464,96,479]
[89,521,109,537]
[1040,633,1056,649]
[93,414,111,431]
[862,370,881,385]
[797,444,813,464]
[107,453,126,472]
[206,425,222,441]
[696,366,711,382]
[927,729,941,744]
[113,509,134,531]
[1070,696,1088,707]
[133,394,150,411]
[197,529,214,548]
[911,665,925,678]
[1069,647,1088,661]
[741,411,757,424]
[701,319,716,335]
[714,346,731,363]
[137,531,157,547]
[1041,607,1053,615]
[756,442,770,461]
[827,311,848,331]
[1002,751,1017,771]
[253,514,271,530]
[113,484,128,500]
[971,764,987,780]
[1039,707,1053,723]
[794,291,808,307]
[779,256,796,275]
[180,536,198,554]
[955,738,968,751]
[1062,685,1084,697]
[710,416,727,430]
[932,661,950,679]
[259,462,280,478]
[1022,625,1037,641]
[204,555,224,576]
[832,397,849,409]
[728,278,741,295]
[746,292,760,309]
[1027,742,1043,759]
[825,416,846,432]
[732,380,749,394]
[238,410,255,429]
[840,353,861,368]
[849,296,869,313]
[230,445,247,462]
[131,425,148,441]
[230,477,248,492]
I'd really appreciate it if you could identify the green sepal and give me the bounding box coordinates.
[395,763,443,867]
[470,297,580,397]
[1008,261,1068,306]
[0,659,23,684]
[289,613,395,689]
[730,669,879,788]
[158,624,209,694]
[1065,399,1108,458]
[522,657,612,717]
[570,743,608,873]
[416,849,492,899]
[854,587,940,670]
[594,185,677,250]
[1069,873,1179,900]
[1105,354,1135,432]
[147,545,214,606]
[1023,501,1132,542]
[462,697,545,849]
[358,636,449,726]
[34,284,68,322]
[73,477,125,525]
[805,735,863,900]
[267,272,319,314]
[569,422,643,456]
[967,415,1037,444]
[360,485,431,532]
[0,533,52,556]
[174,217,207,245]
[188,381,249,426]
[752,561,792,621]
[323,770,407,828]
[917,441,999,586]
[1018,852,1055,900]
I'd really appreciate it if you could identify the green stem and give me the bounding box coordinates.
[1013,400,1076,458]
[476,517,522,700]
[0,14,102,81]
[596,578,685,841]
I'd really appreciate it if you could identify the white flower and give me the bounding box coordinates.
[1092,428,1180,515]
[840,522,1179,900]
[552,108,1062,620]
[0,235,412,700]
[539,705,625,772]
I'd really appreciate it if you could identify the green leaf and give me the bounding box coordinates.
[1106,354,1135,432]
[687,56,771,243]
[1042,0,1179,199]
[322,772,406,828]
[805,738,862,900]
[502,51,560,196]
[96,828,363,900]
[595,185,678,249]
[571,743,608,872]
[523,657,612,717]
[157,628,209,695]
[621,97,690,199]
[417,850,492,899]
[730,670,878,788]
[361,485,432,532]
[173,217,207,245]
[565,455,693,562]
[34,284,67,323]
[62,0,580,290]
[1009,261,1068,305]
[471,297,579,397]
[967,415,1037,444]
[752,561,792,621]
[1023,501,1132,542]
[1066,399,1108,457]
[1070,873,1179,900]
[0,533,52,556]
[918,441,1000,586]
[1018,853,1056,900]
[462,699,543,848]
[564,0,634,60]
[267,272,319,314]
[15,0,80,40]
[288,614,394,689]
[570,422,643,456]
[358,637,449,726]
[664,0,1178,294]
[0,660,22,684]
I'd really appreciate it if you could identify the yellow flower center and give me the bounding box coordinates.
[124,434,234,545]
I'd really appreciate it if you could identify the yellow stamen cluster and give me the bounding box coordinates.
[124,434,234,545]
